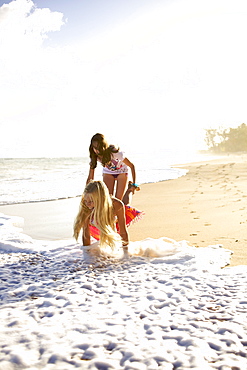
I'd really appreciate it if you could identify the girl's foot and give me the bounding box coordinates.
[122,182,140,205]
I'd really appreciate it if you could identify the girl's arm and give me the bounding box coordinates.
[113,198,129,246]
[86,168,95,184]
[82,217,91,246]
[123,157,137,191]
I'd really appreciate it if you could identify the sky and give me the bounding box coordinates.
[1,0,247,158]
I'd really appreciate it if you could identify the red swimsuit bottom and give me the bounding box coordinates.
[89,205,143,241]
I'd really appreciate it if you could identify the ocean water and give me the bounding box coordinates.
[0,149,215,206]
[0,157,89,205]
[0,151,194,206]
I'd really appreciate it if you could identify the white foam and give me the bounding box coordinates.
[1,213,247,369]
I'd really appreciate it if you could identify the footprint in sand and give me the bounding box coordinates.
[190,233,198,236]
[204,223,211,226]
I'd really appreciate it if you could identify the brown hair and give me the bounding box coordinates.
[89,133,119,169]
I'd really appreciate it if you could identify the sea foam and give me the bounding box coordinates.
[1,213,247,369]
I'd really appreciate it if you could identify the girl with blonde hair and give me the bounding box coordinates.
[74,181,143,249]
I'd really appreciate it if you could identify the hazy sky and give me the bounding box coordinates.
[1,0,247,157]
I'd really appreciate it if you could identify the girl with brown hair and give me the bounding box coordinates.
[86,133,139,203]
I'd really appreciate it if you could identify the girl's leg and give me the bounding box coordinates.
[115,173,128,200]
[103,174,115,195]
[122,181,133,205]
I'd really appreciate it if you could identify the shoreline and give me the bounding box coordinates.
[1,153,247,267]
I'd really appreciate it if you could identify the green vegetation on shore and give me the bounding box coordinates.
[205,123,247,153]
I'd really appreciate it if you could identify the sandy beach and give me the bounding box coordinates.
[1,153,247,369]
[1,153,246,267]
[131,153,247,267]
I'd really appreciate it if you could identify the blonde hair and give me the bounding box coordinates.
[73,181,121,248]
